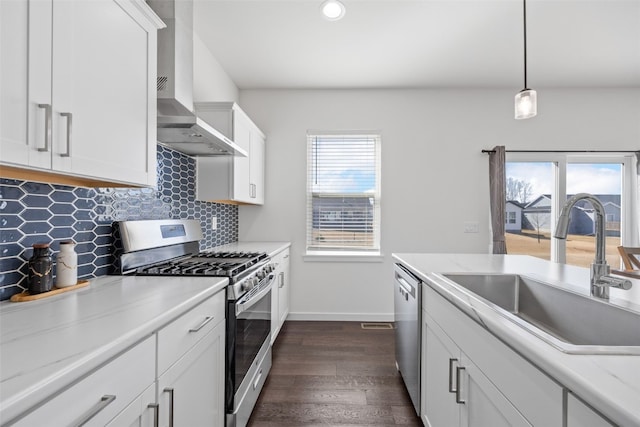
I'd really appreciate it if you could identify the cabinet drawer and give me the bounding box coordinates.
[14,336,155,427]
[272,248,290,270]
[158,290,225,375]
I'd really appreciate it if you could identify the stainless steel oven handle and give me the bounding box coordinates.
[236,273,275,316]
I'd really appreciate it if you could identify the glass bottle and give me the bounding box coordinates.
[56,240,78,287]
[28,243,53,294]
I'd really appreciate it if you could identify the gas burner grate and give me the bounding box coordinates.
[133,251,269,278]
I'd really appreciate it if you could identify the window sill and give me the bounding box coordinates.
[303,251,384,263]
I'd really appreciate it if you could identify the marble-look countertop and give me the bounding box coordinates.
[392,253,640,427]
[0,274,228,424]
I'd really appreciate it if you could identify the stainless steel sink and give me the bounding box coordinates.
[437,273,640,355]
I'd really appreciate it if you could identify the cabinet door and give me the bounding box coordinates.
[277,249,290,325]
[567,393,614,427]
[0,0,52,168]
[157,321,225,427]
[249,130,265,204]
[232,109,253,203]
[460,354,531,427]
[270,272,280,345]
[50,0,155,185]
[105,384,157,427]
[422,313,461,427]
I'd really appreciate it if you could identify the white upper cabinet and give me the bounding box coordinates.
[0,0,164,187]
[195,102,266,205]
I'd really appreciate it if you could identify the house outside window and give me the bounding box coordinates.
[504,154,636,269]
[306,132,381,254]
[506,211,517,224]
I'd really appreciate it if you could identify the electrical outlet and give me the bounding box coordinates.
[211,216,217,230]
[464,221,479,233]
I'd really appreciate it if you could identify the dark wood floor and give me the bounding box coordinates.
[247,321,423,426]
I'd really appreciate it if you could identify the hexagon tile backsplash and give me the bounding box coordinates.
[0,145,238,301]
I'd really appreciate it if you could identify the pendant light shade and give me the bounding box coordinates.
[515,0,537,120]
[515,88,537,119]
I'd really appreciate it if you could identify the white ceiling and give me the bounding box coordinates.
[192,0,640,90]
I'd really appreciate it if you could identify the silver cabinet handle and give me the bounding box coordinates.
[60,112,72,157]
[455,366,466,404]
[37,104,52,152]
[164,387,175,427]
[253,369,263,390]
[188,316,214,333]
[147,403,159,427]
[448,358,458,393]
[279,271,285,288]
[73,394,116,426]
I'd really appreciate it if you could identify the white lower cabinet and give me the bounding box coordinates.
[13,336,156,427]
[567,393,615,427]
[271,247,290,344]
[10,289,226,427]
[421,283,563,427]
[156,291,226,427]
[157,321,225,427]
[422,313,530,427]
[422,317,460,427]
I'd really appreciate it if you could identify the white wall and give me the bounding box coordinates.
[237,88,640,320]
[193,33,239,102]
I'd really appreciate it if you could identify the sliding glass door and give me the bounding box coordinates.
[505,154,634,269]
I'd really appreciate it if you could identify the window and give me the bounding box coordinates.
[506,211,517,224]
[306,132,381,254]
[505,154,635,269]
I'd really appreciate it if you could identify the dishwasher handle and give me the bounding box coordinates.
[394,264,420,300]
[397,277,413,301]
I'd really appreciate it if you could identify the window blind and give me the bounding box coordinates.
[306,133,381,252]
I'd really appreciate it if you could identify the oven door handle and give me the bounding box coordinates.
[236,273,275,316]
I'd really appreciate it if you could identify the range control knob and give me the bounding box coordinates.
[241,281,250,292]
[256,270,266,280]
[264,264,274,273]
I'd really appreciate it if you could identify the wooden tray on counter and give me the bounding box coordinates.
[10,280,90,302]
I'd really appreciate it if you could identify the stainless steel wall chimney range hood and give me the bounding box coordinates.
[148,0,247,157]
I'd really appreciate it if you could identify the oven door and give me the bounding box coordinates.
[226,273,275,413]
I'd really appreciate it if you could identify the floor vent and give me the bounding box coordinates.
[361,322,394,330]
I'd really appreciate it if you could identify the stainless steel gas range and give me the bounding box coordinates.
[117,219,274,427]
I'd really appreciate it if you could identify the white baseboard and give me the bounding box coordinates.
[286,312,394,322]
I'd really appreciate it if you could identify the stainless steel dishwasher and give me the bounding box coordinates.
[394,263,421,416]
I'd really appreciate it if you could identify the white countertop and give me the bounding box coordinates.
[0,274,228,424]
[392,253,640,427]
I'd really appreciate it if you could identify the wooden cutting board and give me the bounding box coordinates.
[10,280,90,302]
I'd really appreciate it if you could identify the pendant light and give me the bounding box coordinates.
[515,0,537,119]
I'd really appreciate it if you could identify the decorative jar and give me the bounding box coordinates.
[56,240,78,287]
[28,243,53,294]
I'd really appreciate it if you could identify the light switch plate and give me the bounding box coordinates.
[464,221,479,233]
[211,216,217,230]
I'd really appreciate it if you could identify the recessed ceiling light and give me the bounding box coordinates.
[321,0,346,21]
